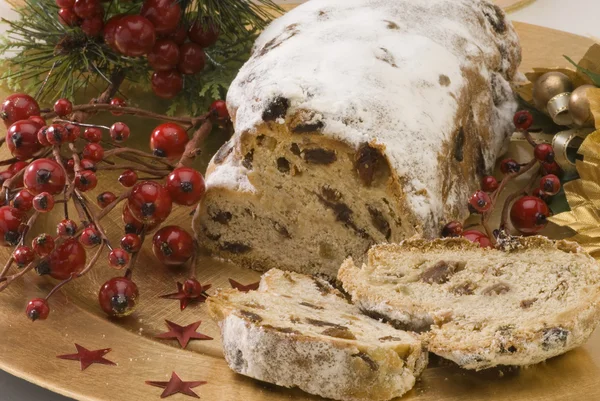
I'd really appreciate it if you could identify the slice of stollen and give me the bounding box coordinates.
[208,269,428,401]
[338,237,600,370]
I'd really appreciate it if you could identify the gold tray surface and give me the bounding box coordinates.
[0,22,598,401]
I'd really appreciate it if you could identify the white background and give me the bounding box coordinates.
[0,0,598,399]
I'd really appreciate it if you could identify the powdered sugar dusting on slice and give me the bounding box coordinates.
[205,161,256,193]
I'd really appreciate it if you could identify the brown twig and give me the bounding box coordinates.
[177,119,213,168]
[96,164,171,176]
[124,226,146,280]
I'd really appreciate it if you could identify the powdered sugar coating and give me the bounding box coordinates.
[226,0,520,226]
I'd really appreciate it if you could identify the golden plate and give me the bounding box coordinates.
[0,22,598,401]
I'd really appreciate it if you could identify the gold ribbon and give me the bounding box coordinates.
[546,92,573,125]
[552,128,594,176]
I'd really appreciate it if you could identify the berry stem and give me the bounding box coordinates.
[104,148,175,168]
[96,164,171,176]
[522,130,537,148]
[53,119,111,131]
[124,227,146,280]
[177,119,213,168]
[97,189,132,219]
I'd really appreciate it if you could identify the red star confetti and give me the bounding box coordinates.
[160,282,211,311]
[146,372,207,399]
[229,278,259,292]
[155,320,213,348]
[57,344,116,371]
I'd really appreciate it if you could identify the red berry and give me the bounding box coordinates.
[37,126,51,146]
[82,143,104,162]
[165,25,187,45]
[165,167,205,206]
[98,277,139,317]
[23,158,67,195]
[462,230,492,248]
[97,191,117,208]
[128,181,173,224]
[58,8,81,27]
[122,203,159,234]
[120,233,142,253]
[510,196,550,234]
[6,120,43,160]
[28,115,46,128]
[0,170,13,186]
[118,169,137,187]
[534,143,555,164]
[540,174,561,196]
[45,124,69,145]
[32,233,55,256]
[109,122,130,142]
[114,16,156,57]
[57,219,78,237]
[542,161,562,177]
[84,127,103,142]
[441,221,463,237]
[36,238,86,280]
[150,122,189,159]
[177,42,205,75]
[33,192,55,212]
[481,175,499,192]
[80,158,97,172]
[0,206,24,246]
[79,226,102,247]
[81,16,104,37]
[152,225,194,266]
[103,14,123,51]
[110,97,126,116]
[75,170,98,191]
[183,278,203,298]
[13,245,35,267]
[209,100,229,120]
[56,0,74,8]
[140,0,182,35]
[64,123,81,142]
[500,158,520,174]
[532,187,551,202]
[513,110,533,130]
[468,190,491,213]
[13,189,34,212]
[188,18,219,48]
[151,70,183,99]
[147,39,180,71]
[53,98,73,117]
[73,0,102,19]
[26,298,50,321]
[108,248,130,269]
[1,94,40,128]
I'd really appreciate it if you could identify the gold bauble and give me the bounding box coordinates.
[569,84,596,128]
[532,71,573,110]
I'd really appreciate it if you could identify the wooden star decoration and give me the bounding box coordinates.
[229,278,260,292]
[155,320,213,348]
[160,282,211,310]
[56,344,116,371]
[146,372,207,399]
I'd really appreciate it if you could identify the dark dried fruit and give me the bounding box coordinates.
[313,278,333,296]
[290,143,301,156]
[242,150,254,169]
[352,352,378,371]
[303,148,337,165]
[220,242,251,254]
[541,327,569,350]
[482,3,507,34]
[305,318,346,329]
[211,210,232,224]
[239,310,262,323]
[317,193,370,240]
[520,298,537,309]
[368,207,391,240]
[292,120,324,133]
[450,281,477,296]
[355,143,380,186]
[482,282,510,296]
[299,301,324,310]
[420,261,461,284]
[273,221,291,238]
[378,336,403,342]
[321,186,341,202]
[276,157,290,173]
[453,127,465,162]
[262,96,289,121]
[322,327,356,340]
[262,325,301,334]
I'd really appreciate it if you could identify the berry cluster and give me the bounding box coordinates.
[442,110,562,247]
[0,92,230,321]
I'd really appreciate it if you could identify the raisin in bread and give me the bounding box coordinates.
[338,237,600,370]
[193,0,522,277]
[207,269,428,401]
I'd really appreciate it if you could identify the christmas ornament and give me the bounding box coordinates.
[146,372,207,399]
[155,320,212,348]
[160,281,211,310]
[532,71,573,125]
[57,344,116,370]
[229,278,260,292]
[569,85,596,128]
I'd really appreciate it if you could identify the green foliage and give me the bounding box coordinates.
[564,55,600,87]
[0,0,281,115]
